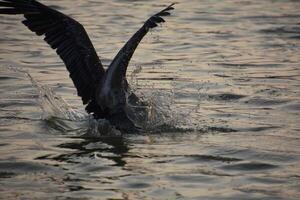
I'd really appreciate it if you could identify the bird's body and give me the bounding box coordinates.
[0,0,175,133]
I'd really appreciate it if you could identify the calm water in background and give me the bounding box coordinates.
[0,0,300,199]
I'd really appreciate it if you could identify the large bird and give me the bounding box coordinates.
[0,0,175,133]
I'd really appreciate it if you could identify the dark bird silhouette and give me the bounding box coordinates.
[0,0,175,133]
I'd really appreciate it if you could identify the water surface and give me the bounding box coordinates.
[0,0,300,199]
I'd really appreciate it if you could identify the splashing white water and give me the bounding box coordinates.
[128,66,201,132]
[10,66,85,121]
[7,66,200,136]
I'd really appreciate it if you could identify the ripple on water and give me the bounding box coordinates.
[260,26,300,39]
[279,102,300,112]
[243,96,290,106]
[220,162,278,172]
[208,93,246,101]
[179,154,242,163]
[0,161,60,174]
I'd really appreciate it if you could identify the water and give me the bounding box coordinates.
[0,0,300,199]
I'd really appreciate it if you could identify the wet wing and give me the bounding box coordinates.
[0,0,105,104]
[106,3,175,85]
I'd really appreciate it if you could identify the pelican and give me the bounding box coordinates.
[0,0,175,133]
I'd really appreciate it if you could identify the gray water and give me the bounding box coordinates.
[0,0,300,199]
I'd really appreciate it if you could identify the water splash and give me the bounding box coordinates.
[8,66,83,121]
[7,66,200,136]
[128,67,202,132]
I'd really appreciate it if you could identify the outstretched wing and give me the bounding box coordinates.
[105,3,175,86]
[0,0,105,104]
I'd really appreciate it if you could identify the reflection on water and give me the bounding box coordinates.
[0,0,300,199]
